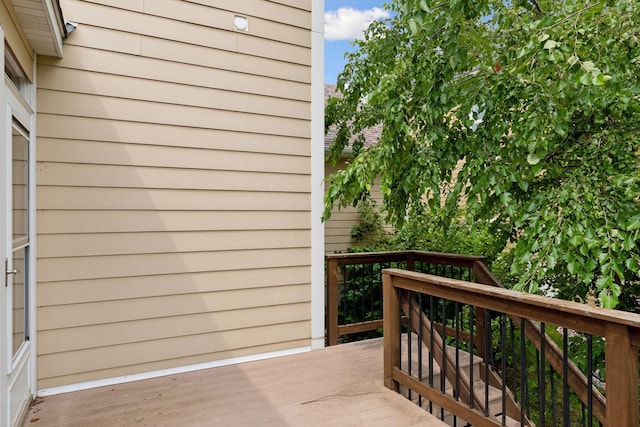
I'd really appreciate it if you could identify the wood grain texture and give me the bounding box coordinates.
[604,323,639,427]
[25,339,447,427]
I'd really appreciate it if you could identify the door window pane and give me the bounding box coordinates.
[12,247,27,357]
[11,120,29,358]
[12,124,28,247]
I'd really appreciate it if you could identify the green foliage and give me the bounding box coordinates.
[348,203,524,288]
[325,0,640,308]
[349,199,393,249]
[393,209,502,259]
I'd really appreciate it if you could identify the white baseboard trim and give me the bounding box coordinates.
[37,345,312,397]
[310,336,325,350]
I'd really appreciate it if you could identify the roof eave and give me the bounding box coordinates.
[12,0,66,58]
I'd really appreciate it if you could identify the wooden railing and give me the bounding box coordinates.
[383,268,640,427]
[325,250,486,345]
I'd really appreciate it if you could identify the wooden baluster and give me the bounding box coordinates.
[475,308,487,360]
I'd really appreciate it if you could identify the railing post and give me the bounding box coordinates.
[383,270,400,392]
[406,252,415,271]
[604,323,639,427]
[326,257,339,346]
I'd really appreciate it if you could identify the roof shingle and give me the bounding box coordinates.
[324,84,382,152]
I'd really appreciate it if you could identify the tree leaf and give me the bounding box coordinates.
[408,18,418,35]
[527,153,541,165]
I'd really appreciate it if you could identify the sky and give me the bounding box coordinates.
[324,0,388,84]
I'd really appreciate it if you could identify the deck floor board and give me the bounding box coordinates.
[23,338,447,426]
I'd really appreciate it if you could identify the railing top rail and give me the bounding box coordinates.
[384,268,640,342]
[325,250,487,263]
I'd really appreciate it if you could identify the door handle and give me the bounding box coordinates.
[4,258,19,287]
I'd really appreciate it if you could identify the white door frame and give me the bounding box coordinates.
[1,26,37,427]
[0,24,9,427]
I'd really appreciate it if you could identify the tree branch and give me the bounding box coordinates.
[529,0,542,15]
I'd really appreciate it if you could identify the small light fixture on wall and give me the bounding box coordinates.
[65,20,78,34]
[233,15,249,32]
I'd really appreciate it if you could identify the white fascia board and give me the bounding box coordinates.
[41,0,66,57]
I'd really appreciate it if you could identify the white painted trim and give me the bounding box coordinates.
[0,24,9,427]
[37,346,312,397]
[310,0,325,350]
[40,0,65,58]
[28,58,37,396]
[3,50,36,427]
[3,86,13,378]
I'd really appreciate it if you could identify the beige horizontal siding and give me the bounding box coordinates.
[38,230,310,257]
[38,187,309,211]
[38,338,311,389]
[145,0,311,47]
[39,303,311,354]
[325,226,355,237]
[38,163,309,192]
[38,139,308,172]
[187,0,311,27]
[38,211,311,234]
[141,36,311,83]
[37,322,311,379]
[39,284,311,330]
[323,159,387,253]
[42,27,311,85]
[324,160,357,254]
[37,116,310,155]
[37,322,311,388]
[37,66,310,120]
[64,0,310,63]
[39,43,310,99]
[37,0,313,388]
[37,90,310,137]
[79,0,311,30]
[38,267,311,306]
[38,248,310,283]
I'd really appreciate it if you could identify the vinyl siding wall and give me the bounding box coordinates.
[36,0,312,389]
[324,158,385,254]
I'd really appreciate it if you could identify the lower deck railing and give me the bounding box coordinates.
[383,268,640,427]
[325,251,485,345]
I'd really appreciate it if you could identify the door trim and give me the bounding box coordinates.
[1,31,37,427]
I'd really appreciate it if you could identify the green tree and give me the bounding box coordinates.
[324,0,640,308]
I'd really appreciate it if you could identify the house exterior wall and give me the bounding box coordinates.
[36,0,314,390]
[324,159,358,254]
[324,158,385,254]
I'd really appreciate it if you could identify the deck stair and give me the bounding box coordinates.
[399,333,525,426]
[398,293,532,426]
[327,252,640,426]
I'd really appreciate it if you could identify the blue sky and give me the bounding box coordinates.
[324,0,388,84]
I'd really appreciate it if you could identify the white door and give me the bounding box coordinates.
[1,31,35,427]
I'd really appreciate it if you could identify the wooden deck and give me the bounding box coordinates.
[23,338,448,426]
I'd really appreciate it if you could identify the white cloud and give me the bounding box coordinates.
[324,7,389,41]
